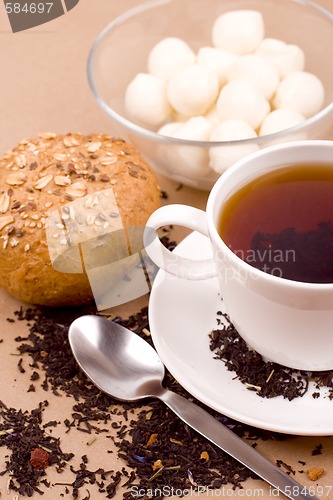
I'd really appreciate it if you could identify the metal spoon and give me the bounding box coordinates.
[69,315,317,500]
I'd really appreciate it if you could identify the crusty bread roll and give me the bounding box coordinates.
[0,133,161,306]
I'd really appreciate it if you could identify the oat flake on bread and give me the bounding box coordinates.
[0,133,160,306]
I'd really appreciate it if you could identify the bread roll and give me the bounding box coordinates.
[0,133,161,306]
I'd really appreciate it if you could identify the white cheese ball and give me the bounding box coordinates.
[148,37,196,81]
[256,38,305,79]
[273,71,325,118]
[259,108,305,136]
[125,73,172,128]
[171,110,188,123]
[205,106,221,127]
[167,64,219,117]
[172,116,213,141]
[209,119,258,172]
[167,117,213,178]
[210,119,256,141]
[212,10,264,55]
[197,47,238,87]
[158,121,184,137]
[227,54,280,100]
[216,79,270,130]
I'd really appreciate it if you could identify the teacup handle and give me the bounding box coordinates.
[144,204,218,280]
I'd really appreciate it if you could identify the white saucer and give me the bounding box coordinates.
[149,231,333,436]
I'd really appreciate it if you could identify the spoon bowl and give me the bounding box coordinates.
[69,315,164,401]
[69,314,318,500]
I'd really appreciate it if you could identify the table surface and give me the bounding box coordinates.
[0,1,333,498]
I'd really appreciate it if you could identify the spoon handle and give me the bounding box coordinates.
[159,388,317,500]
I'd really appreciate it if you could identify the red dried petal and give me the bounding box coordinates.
[30,447,49,470]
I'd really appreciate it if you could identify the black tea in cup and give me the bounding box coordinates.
[218,163,333,283]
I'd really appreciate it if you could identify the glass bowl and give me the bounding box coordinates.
[87,0,333,190]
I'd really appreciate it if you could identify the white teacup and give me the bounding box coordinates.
[144,140,333,371]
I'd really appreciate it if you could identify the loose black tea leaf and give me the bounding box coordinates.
[0,233,312,498]
[209,311,333,400]
[1,305,267,498]
[0,399,74,496]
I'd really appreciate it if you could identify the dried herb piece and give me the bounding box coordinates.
[30,447,49,470]
[5,305,268,498]
[312,444,323,456]
[307,467,324,481]
[209,311,333,400]
[276,459,296,476]
[0,400,74,496]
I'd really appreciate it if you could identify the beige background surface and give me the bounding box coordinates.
[0,0,333,498]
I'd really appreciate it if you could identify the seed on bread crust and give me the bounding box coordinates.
[0,132,161,306]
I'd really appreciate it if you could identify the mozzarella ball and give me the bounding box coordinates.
[197,47,238,87]
[171,110,188,123]
[125,73,172,128]
[227,54,280,100]
[205,106,221,127]
[167,64,219,116]
[259,108,305,136]
[273,72,325,118]
[210,119,256,141]
[172,116,213,141]
[148,37,196,80]
[216,79,270,129]
[166,117,213,178]
[256,38,305,79]
[209,119,258,173]
[158,121,184,137]
[212,10,264,55]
